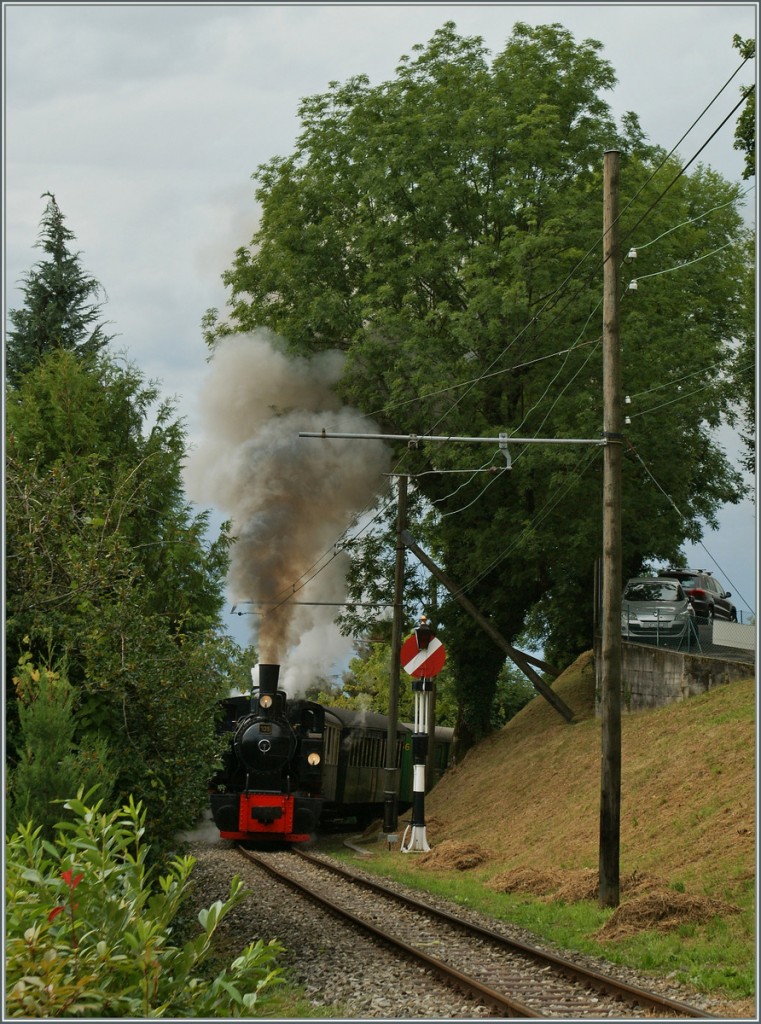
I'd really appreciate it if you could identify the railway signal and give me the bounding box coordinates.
[400,616,445,853]
[400,630,447,679]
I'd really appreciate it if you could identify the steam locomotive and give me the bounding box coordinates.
[209,663,453,843]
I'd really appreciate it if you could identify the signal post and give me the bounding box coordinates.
[399,616,446,853]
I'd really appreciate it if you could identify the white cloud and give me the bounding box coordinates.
[5,2,756,653]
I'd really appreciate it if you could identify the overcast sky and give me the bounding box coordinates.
[4,2,757,659]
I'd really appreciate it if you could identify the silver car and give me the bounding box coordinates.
[621,577,695,645]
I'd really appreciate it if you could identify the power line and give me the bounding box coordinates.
[630,240,736,285]
[625,440,754,615]
[629,357,745,401]
[457,446,604,597]
[635,186,755,251]
[619,87,753,254]
[240,61,754,622]
[416,62,755,436]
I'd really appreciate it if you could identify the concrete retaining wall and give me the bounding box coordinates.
[593,637,754,713]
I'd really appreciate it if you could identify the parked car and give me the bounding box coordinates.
[656,568,737,622]
[621,577,695,645]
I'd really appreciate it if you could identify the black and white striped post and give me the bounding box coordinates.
[400,616,445,854]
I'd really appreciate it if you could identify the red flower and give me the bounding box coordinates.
[61,870,83,890]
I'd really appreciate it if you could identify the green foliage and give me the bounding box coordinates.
[730,231,756,474]
[206,20,752,743]
[491,661,537,728]
[309,636,460,727]
[5,348,236,851]
[732,35,755,181]
[6,193,112,388]
[345,642,413,718]
[5,792,284,1017]
[7,653,113,840]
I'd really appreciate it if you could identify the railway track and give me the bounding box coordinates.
[237,845,716,1019]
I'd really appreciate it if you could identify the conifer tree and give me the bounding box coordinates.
[7,652,112,839]
[6,192,112,387]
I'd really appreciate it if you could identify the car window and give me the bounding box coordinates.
[624,581,683,602]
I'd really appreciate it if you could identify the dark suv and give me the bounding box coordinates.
[657,568,737,622]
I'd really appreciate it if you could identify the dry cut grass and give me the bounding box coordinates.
[423,651,755,920]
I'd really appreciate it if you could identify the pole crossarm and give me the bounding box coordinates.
[299,430,606,446]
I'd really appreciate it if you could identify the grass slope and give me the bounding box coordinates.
[339,652,756,1015]
[427,652,754,889]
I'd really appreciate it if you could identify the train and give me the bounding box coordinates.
[208,663,453,843]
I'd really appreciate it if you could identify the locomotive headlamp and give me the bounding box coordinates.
[307,752,321,766]
[259,694,273,709]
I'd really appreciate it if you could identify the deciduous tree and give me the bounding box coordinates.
[732,34,756,181]
[206,21,752,749]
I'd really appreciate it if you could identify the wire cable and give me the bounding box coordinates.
[246,61,755,621]
[635,186,755,251]
[631,241,736,284]
[625,440,754,615]
[620,87,753,254]
[451,446,604,598]
[413,60,755,435]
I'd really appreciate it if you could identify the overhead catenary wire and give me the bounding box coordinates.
[437,464,510,519]
[400,60,755,436]
[625,440,755,616]
[627,363,755,420]
[247,60,754,619]
[426,450,502,508]
[268,219,743,615]
[455,445,605,598]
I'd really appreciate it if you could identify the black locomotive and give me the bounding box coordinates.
[209,662,453,843]
[209,663,325,842]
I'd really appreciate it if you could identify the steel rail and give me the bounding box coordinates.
[237,846,540,1018]
[295,848,717,1020]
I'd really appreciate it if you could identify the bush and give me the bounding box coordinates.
[7,653,113,839]
[5,791,284,1017]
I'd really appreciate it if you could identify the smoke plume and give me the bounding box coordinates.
[185,330,390,682]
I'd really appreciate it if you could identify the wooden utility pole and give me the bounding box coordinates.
[383,474,407,835]
[599,149,623,908]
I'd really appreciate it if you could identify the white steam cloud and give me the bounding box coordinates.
[185,330,390,686]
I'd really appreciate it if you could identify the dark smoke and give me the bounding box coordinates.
[185,330,390,684]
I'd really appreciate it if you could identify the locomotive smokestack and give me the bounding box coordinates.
[252,663,280,697]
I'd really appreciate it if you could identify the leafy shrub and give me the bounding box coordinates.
[7,652,113,840]
[5,791,284,1017]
